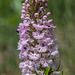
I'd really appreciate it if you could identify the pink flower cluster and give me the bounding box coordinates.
[17,0,60,75]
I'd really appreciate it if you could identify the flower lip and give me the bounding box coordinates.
[32,24,44,31]
[28,53,41,60]
[32,32,44,39]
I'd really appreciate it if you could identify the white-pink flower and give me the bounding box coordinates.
[28,53,41,60]
[32,32,44,39]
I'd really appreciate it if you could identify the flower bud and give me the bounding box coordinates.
[27,4,30,8]
[47,12,51,17]
[34,13,39,17]
[22,3,25,6]
[25,0,29,3]
[43,15,47,20]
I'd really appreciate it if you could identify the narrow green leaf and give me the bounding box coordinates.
[62,71,63,75]
[45,67,50,75]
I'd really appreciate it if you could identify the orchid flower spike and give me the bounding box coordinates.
[17,0,60,75]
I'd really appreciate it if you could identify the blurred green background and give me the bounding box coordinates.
[0,0,75,75]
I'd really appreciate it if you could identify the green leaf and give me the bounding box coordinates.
[56,61,60,71]
[45,67,53,75]
[62,71,63,75]
[45,67,50,75]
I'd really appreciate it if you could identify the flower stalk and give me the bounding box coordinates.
[17,0,60,75]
